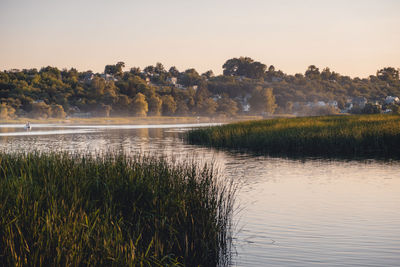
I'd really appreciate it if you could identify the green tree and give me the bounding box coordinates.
[148,94,163,116]
[104,62,125,76]
[249,87,277,115]
[222,57,266,79]
[112,95,131,116]
[285,101,293,113]
[362,103,381,114]
[175,99,190,116]
[161,95,177,116]
[131,93,148,117]
[168,66,180,77]
[305,65,320,80]
[377,67,399,82]
[217,95,238,117]
[30,102,52,119]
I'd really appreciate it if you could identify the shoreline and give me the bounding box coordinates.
[1,115,263,125]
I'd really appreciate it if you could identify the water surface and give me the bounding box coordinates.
[1,123,399,266]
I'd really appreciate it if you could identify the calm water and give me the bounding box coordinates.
[1,123,400,267]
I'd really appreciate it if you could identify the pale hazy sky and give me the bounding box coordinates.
[1,0,399,77]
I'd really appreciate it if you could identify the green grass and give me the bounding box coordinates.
[187,114,400,157]
[0,152,235,266]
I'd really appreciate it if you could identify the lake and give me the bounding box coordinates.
[1,123,399,266]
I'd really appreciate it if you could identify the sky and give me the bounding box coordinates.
[0,0,399,77]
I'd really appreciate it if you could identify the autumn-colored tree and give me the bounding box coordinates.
[0,103,16,119]
[161,95,177,116]
[30,102,52,119]
[131,93,148,117]
[51,104,66,118]
[148,94,163,116]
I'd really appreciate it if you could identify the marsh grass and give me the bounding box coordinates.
[0,152,235,266]
[187,114,400,157]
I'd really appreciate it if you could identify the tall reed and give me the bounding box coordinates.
[0,152,235,266]
[187,114,400,157]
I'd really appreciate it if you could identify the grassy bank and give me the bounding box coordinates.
[1,115,262,125]
[187,114,400,157]
[0,152,235,266]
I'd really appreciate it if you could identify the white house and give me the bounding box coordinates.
[385,96,400,105]
[167,77,177,85]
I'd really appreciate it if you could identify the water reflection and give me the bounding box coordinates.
[0,124,399,267]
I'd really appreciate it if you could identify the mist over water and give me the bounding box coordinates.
[1,123,399,266]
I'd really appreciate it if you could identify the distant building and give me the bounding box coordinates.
[352,97,367,108]
[82,73,95,84]
[385,96,400,105]
[100,74,118,82]
[166,77,177,85]
[328,100,338,108]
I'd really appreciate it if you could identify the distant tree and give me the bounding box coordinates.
[249,87,277,115]
[180,69,201,86]
[154,62,166,75]
[222,57,266,79]
[112,95,131,116]
[217,95,238,117]
[148,94,162,116]
[130,67,141,76]
[362,103,381,114]
[94,104,112,117]
[305,65,320,80]
[388,104,400,114]
[168,66,180,77]
[175,99,190,116]
[285,101,293,113]
[320,67,332,80]
[89,76,106,99]
[0,103,16,119]
[143,65,155,76]
[201,70,214,79]
[131,93,148,117]
[51,104,66,118]
[161,95,177,116]
[377,67,399,82]
[199,98,218,116]
[104,62,125,76]
[30,102,52,119]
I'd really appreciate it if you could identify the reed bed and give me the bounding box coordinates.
[0,152,235,266]
[187,114,400,157]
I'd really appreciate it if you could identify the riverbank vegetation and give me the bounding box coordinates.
[187,114,400,157]
[0,152,235,266]
[0,115,262,125]
[1,58,399,120]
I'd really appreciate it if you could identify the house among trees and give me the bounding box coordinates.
[351,97,368,108]
[384,96,400,105]
[100,73,117,82]
[166,77,177,85]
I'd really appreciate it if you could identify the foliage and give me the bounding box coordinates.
[161,95,177,116]
[0,103,16,119]
[217,95,239,117]
[147,94,163,116]
[187,114,400,157]
[0,57,399,119]
[249,87,277,115]
[0,152,235,266]
[131,93,148,117]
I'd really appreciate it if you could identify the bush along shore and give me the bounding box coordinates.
[0,152,235,266]
[186,114,400,158]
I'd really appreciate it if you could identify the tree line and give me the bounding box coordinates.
[0,57,399,119]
